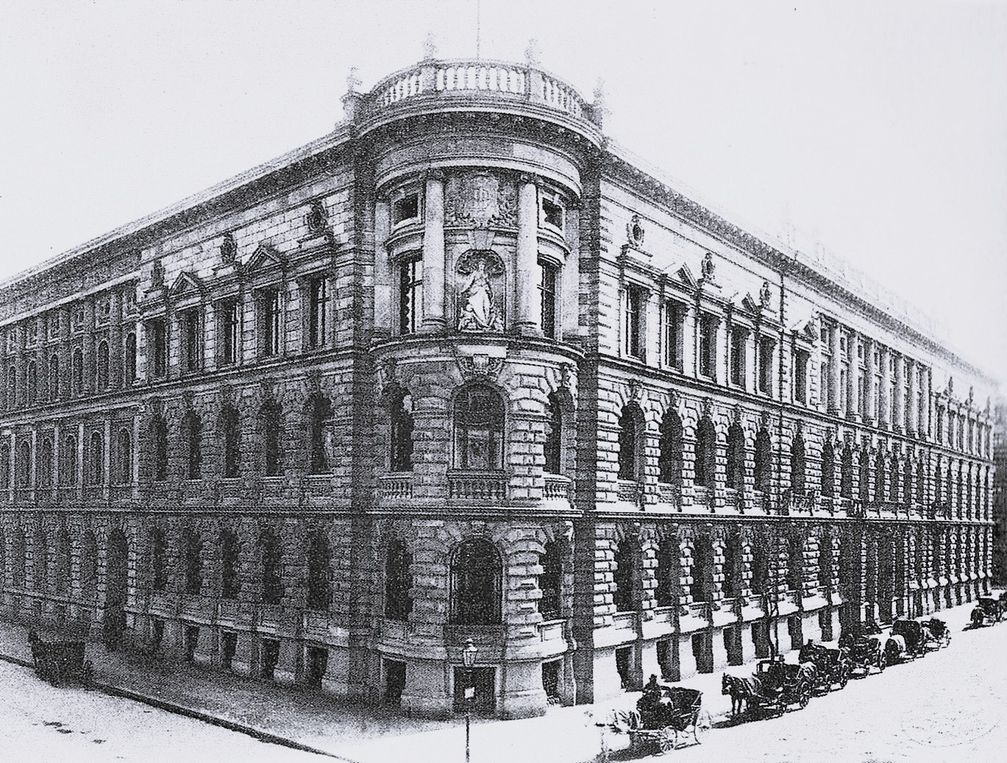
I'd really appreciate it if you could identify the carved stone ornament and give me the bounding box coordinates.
[304,200,329,236]
[305,369,322,395]
[948,376,954,396]
[377,357,398,390]
[759,281,773,309]
[456,250,505,332]
[456,352,505,381]
[760,410,772,430]
[219,233,237,264]
[217,384,235,408]
[151,260,165,289]
[259,378,276,403]
[668,389,680,411]
[732,404,743,425]
[559,362,574,391]
[445,172,517,228]
[628,379,644,403]
[968,385,974,407]
[702,397,713,420]
[700,253,716,282]
[626,214,645,247]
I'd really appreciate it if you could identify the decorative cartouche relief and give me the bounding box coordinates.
[456,250,505,332]
[445,171,517,229]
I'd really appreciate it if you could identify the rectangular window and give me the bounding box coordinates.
[259,290,281,357]
[663,301,683,370]
[794,351,808,404]
[698,314,717,379]
[96,297,111,326]
[820,363,829,410]
[840,364,849,414]
[399,255,423,335]
[858,376,867,417]
[758,338,774,394]
[624,286,645,360]
[392,193,419,226]
[729,328,746,388]
[182,309,201,373]
[308,276,328,349]
[538,260,558,339]
[148,319,167,379]
[26,323,38,348]
[218,300,239,366]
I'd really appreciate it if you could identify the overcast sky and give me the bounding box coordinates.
[1,0,1005,386]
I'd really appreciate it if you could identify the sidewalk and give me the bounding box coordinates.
[0,599,990,763]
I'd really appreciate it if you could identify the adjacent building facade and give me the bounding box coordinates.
[0,51,997,719]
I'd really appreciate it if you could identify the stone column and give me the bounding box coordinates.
[846,330,858,420]
[420,172,446,333]
[515,176,541,335]
[827,323,839,415]
[373,197,392,337]
[863,339,875,423]
[894,353,905,432]
[906,360,918,436]
[879,346,890,428]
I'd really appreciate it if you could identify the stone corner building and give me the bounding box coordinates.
[0,53,996,720]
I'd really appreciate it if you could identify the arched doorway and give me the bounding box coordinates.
[104,530,129,650]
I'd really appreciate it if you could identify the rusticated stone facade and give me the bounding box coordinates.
[0,51,996,720]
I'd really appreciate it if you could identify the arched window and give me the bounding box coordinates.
[726,423,745,491]
[613,539,637,611]
[654,539,676,607]
[543,392,563,475]
[787,536,804,592]
[306,529,331,610]
[859,449,871,504]
[308,395,333,475]
[96,340,110,391]
[11,528,26,588]
[116,428,132,484]
[15,441,32,489]
[903,459,913,505]
[6,366,15,408]
[124,332,137,385]
[821,440,835,497]
[38,437,53,488]
[62,434,78,486]
[389,389,414,473]
[453,385,505,470]
[539,540,562,620]
[220,530,241,599]
[183,527,202,595]
[790,433,806,494]
[185,411,202,480]
[658,410,683,485]
[260,401,283,477]
[150,527,168,592]
[840,443,853,499]
[694,417,717,488]
[384,537,413,621]
[889,457,899,502]
[750,534,769,595]
[260,529,283,605]
[818,532,833,588]
[54,527,70,594]
[721,532,741,598]
[26,360,37,405]
[49,355,60,401]
[617,404,643,481]
[87,432,104,486]
[450,538,501,624]
[33,528,48,593]
[690,535,713,602]
[71,347,83,396]
[0,442,9,489]
[916,460,925,505]
[754,429,772,494]
[152,416,168,482]
[220,406,241,479]
[80,530,98,600]
[875,452,886,503]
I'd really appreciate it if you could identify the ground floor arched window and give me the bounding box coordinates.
[450,538,501,625]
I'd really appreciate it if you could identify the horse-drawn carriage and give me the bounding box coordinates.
[841,631,887,675]
[28,630,94,686]
[891,618,932,659]
[921,617,951,649]
[722,657,816,718]
[971,597,1005,628]
[609,679,709,753]
[798,640,851,693]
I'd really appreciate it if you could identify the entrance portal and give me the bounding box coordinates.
[103,530,128,650]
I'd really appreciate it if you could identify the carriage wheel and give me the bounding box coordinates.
[838,669,850,689]
[798,688,811,709]
[658,727,676,754]
[877,653,887,672]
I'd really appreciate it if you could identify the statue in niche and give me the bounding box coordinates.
[457,251,504,332]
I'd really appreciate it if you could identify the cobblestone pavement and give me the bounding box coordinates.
[1,598,1004,762]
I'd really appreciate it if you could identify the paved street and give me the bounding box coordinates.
[0,659,327,763]
[2,600,1006,762]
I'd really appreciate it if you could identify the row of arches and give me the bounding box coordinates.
[1,430,130,489]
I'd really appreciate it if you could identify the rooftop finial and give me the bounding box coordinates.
[346,66,362,95]
[593,77,606,108]
[422,32,437,61]
[525,38,541,67]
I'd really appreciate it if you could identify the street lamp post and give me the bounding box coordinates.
[463,638,478,763]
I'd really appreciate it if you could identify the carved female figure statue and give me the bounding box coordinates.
[458,255,503,331]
